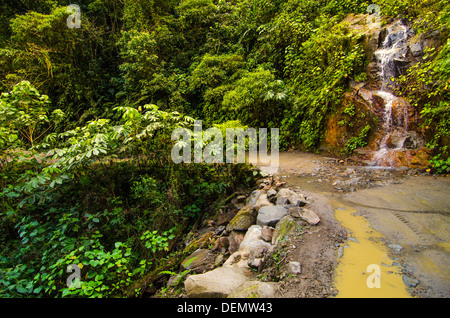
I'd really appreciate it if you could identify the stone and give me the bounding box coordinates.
[257,206,288,227]
[287,261,302,275]
[261,226,274,242]
[228,231,245,254]
[246,190,263,207]
[181,249,213,272]
[214,254,225,267]
[402,275,420,288]
[276,196,290,206]
[299,208,320,225]
[248,258,263,269]
[272,215,298,245]
[288,206,302,218]
[228,281,278,298]
[223,252,248,268]
[184,267,250,298]
[226,205,257,232]
[388,243,403,252]
[254,193,273,208]
[215,225,226,236]
[211,236,229,253]
[267,189,277,198]
[239,225,272,257]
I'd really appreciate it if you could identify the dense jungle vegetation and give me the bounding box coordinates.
[0,0,448,297]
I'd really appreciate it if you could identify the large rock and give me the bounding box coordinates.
[181,249,214,273]
[257,206,288,227]
[298,208,320,225]
[228,281,279,298]
[276,188,306,206]
[184,267,250,298]
[228,231,245,254]
[224,225,272,268]
[239,225,272,256]
[226,205,257,232]
[246,190,263,207]
[272,215,298,245]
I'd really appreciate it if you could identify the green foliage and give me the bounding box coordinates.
[1,0,448,298]
[395,3,449,172]
[282,17,366,149]
[0,81,64,149]
[344,125,371,155]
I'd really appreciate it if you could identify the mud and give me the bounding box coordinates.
[257,151,450,298]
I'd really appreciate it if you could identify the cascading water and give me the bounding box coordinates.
[370,21,415,166]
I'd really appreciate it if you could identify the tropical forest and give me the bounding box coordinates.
[0,0,449,299]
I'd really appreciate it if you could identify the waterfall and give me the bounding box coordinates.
[370,21,413,166]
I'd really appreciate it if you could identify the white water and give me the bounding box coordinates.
[371,21,410,165]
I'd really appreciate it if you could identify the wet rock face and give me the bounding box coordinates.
[323,16,439,169]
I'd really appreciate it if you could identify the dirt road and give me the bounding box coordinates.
[258,151,450,297]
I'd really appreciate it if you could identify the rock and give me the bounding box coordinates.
[214,254,225,267]
[246,190,263,207]
[181,249,214,272]
[236,195,247,203]
[257,206,288,227]
[267,189,277,198]
[167,274,182,287]
[338,245,344,259]
[248,258,263,269]
[298,208,320,225]
[276,196,290,206]
[228,281,278,298]
[228,231,245,254]
[287,261,302,275]
[272,215,298,245]
[261,226,274,242]
[211,236,229,253]
[184,267,250,298]
[223,252,248,268]
[254,193,273,208]
[288,206,302,218]
[240,225,272,257]
[215,225,226,236]
[226,205,257,232]
[388,243,403,252]
[276,188,294,198]
[402,275,419,288]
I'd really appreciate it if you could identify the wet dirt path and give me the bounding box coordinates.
[258,151,450,297]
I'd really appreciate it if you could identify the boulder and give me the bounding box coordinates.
[184,267,250,298]
[272,215,298,245]
[226,205,257,232]
[261,226,274,243]
[298,208,320,225]
[211,236,229,253]
[254,193,273,208]
[228,231,245,254]
[239,225,272,257]
[246,190,263,207]
[257,206,288,227]
[228,281,279,298]
[181,249,214,273]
